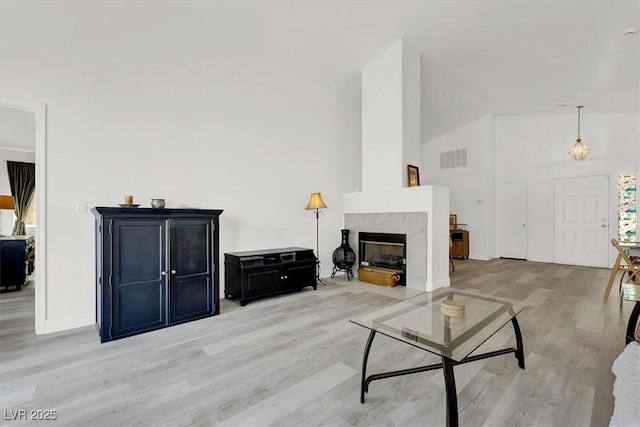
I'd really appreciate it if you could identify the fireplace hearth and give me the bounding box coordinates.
[358,232,406,286]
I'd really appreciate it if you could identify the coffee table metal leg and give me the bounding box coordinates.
[511,316,525,369]
[442,357,458,427]
[360,329,377,403]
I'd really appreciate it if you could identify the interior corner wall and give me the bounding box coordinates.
[421,115,495,260]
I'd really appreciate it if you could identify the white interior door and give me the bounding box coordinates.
[553,175,609,268]
[498,182,528,259]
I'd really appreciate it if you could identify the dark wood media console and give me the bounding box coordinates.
[224,247,316,306]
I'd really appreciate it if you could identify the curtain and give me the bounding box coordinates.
[7,161,36,235]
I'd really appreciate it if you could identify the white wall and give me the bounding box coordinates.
[421,115,495,260]
[422,112,639,265]
[495,112,639,264]
[0,2,361,333]
[0,148,35,235]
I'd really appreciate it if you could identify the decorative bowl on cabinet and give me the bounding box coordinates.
[151,198,166,209]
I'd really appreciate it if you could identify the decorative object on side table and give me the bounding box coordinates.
[407,164,420,187]
[449,214,457,231]
[151,198,166,209]
[305,192,327,285]
[331,229,356,280]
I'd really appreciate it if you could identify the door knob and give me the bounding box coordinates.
[171,270,176,274]
[522,224,526,226]
[601,224,607,228]
[161,271,166,276]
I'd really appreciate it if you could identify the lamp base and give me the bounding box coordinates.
[315,260,327,286]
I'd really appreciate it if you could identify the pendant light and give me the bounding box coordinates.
[569,105,590,160]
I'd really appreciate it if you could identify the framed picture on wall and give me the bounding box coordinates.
[407,164,420,187]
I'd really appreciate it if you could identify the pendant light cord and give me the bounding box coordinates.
[576,105,583,141]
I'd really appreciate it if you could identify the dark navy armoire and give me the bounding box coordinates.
[92,207,223,343]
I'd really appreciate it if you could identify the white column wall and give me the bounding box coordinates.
[402,42,422,187]
[361,41,403,192]
[350,39,448,291]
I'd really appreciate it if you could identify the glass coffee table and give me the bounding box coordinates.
[351,288,528,427]
[622,283,640,344]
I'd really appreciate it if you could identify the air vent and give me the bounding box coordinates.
[440,148,467,170]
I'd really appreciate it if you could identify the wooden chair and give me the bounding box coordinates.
[604,239,640,300]
[449,236,455,272]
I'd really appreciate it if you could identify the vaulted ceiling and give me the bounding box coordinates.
[1,1,638,142]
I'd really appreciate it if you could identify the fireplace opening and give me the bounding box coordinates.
[358,232,406,286]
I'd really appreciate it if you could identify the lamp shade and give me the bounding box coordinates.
[0,195,14,210]
[305,192,327,210]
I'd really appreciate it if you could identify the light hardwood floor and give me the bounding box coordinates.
[0,259,633,426]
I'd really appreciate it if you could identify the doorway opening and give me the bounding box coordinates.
[1,97,47,334]
[498,181,528,260]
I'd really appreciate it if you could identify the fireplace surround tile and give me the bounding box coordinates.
[406,255,427,287]
[344,212,428,290]
[406,212,428,235]
[407,232,427,257]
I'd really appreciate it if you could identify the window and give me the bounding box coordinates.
[618,173,637,242]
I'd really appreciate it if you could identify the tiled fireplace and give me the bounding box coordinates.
[344,212,428,289]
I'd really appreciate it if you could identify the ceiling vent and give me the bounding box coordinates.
[440,148,467,170]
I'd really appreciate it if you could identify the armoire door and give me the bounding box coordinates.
[111,219,167,337]
[169,218,213,323]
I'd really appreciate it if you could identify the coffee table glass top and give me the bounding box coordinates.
[623,283,640,302]
[351,288,528,362]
